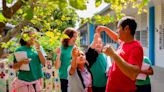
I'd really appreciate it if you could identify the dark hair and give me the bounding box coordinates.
[62,28,77,48]
[19,27,38,46]
[117,16,137,36]
[20,38,27,46]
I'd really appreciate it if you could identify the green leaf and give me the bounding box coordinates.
[58,0,68,9]
[1,42,8,48]
[69,0,87,10]
[0,13,6,23]
[6,0,13,4]
[95,0,102,7]
[104,0,112,3]
[24,8,34,20]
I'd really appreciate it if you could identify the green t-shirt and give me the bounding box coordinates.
[136,56,152,85]
[54,46,73,80]
[14,46,44,82]
[90,53,107,87]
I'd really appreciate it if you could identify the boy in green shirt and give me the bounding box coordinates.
[136,56,154,92]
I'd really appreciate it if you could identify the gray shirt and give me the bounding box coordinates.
[67,66,90,92]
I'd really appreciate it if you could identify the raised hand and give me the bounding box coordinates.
[96,26,107,33]
[72,46,79,58]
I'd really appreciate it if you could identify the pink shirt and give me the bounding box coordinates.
[106,40,143,91]
[81,68,92,91]
[12,78,41,92]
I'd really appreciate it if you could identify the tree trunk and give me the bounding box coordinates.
[0,47,4,58]
[2,0,23,18]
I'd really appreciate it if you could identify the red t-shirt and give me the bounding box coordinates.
[106,40,143,91]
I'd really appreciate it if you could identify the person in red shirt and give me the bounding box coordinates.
[96,16,143,92]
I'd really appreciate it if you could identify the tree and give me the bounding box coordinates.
[0,0,79,58]
[80,0,149,25]
[0,0,149,58]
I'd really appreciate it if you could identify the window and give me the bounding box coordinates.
[135,31,140,41]
[159,25,164,50]
[140,30,148,47]
[135,13,148,47]
[135,30,148,47]
[106,35,114,44]
[80,32,88,46]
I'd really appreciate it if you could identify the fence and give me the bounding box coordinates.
[0,59,61,92]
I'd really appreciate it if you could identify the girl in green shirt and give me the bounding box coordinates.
[54,27,78,92]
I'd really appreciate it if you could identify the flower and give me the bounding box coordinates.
[0,72,5,79]
[45,72,51,79]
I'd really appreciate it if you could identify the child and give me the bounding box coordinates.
[68,47,92,92]
[12,30,46,92]
[136,56,154,92]
[53,28,78,92]
[85,33,108,92]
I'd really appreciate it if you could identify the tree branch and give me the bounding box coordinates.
[2,0,23,19]
[0,20,36,57]
[1,20,35,42]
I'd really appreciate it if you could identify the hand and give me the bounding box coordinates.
[103,45,116,57]
[91,33,100,48]
[94,33,100,39]
[72,46,79,58]
[96,26,106,33]
[71,56,78,69]
[21,58,30,64]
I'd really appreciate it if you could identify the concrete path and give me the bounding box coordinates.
[151,66,164,92]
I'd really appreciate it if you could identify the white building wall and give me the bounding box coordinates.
[134,13,149,56]
[154,1,164,67]
[141,13,149,56]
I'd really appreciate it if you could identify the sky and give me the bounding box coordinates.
[75,0,108,28]
[76,0,108,18]
[0,0,2,9]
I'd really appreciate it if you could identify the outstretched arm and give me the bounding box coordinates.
[96,26,119,43]
[103,45,142,80]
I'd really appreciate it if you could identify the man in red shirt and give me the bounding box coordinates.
[96,16,143,92]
